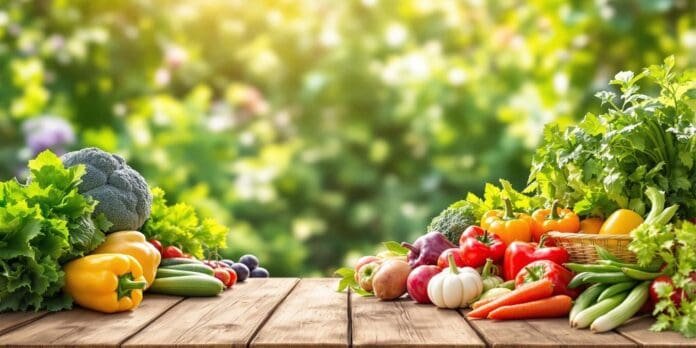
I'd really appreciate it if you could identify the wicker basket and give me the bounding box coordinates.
[547,231,636,264]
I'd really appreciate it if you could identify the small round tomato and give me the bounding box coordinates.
[437,248,467,269]
[214,268,232,288]
[148,239,163,254]
[226,268,238,287]
[162,246,184,259]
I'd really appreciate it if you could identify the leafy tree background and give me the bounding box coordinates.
[0,0,694,275]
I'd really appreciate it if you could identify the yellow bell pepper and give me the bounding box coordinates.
[63,253,147,313]
[91,231,161,288]
[599,209,644,235]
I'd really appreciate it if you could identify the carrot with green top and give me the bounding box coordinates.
[487,295,572,320]
[467,279,554,319]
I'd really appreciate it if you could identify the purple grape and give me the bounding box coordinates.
[250,267,269,278]
[239,254,259,270]
[230,263,250,282]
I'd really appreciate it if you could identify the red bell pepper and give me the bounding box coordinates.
[459,225,506,268]
[503,235,569,280]
[515,260,579,299]
[437,248,467,269]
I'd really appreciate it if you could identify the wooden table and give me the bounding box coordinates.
[0,278,692,347]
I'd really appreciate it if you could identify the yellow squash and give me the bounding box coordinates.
[599,209,644,235]
[63,253,147,313]
[92,231,161,288]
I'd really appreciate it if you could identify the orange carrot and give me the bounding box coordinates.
[467,279,554,319]
[487,295,573,320]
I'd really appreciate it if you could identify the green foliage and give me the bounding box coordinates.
[647,221,696,338]
[529,58,696,218]
[0,1,695,275]
[142,187,228,259]
[0,150,108,311]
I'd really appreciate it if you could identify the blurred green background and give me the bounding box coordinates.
[1,0,695,276]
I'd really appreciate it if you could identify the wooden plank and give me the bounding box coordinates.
[617,316,696,347]
[466,315,637,348]
[0,312,47,336]
[123,278,299,348]
[0,295,182,347]
[251,278,348,348]
[352,296,485,348]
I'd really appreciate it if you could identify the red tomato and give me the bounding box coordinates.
[226,268,238,287]
[148,239,163,254]
[437,248,467,269]
[214,268,232,288]
[162,246,184,259]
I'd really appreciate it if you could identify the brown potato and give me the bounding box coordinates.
[372,260,411,300]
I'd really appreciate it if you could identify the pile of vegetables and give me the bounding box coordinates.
[337,58,696,338]
[0,147,252,314]
[0,151,110,311]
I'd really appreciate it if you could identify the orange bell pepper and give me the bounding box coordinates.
[579,217,604,234]
[481,198,532,246]
[530,200,580,242]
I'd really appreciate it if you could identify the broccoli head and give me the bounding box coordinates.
[62,147,151,232]
[427,202,478,244]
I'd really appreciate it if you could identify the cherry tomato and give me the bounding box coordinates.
[148,239,163,254]
[213,268,232,288]
[162,246,184,259]
[226,268,238,287]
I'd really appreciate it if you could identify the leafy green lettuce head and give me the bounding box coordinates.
[0,150,109,311]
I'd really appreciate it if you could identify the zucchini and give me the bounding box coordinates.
[597,281,637,302]
[156,268,203,279]
[569,283,608,323]
[161,263,214,276]
[572,292,629,329]
[160,258,204,267]
[590,281,650,333]
[148,275,224,297]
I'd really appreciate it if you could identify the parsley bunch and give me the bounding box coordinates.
[528,56,696,219]
[142,187,228,259]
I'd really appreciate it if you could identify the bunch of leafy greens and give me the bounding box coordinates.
[428,179,546,240]
[632,220,696,338]
[528,56,696,218]
[142,187,228,259]
[0,151,109,312]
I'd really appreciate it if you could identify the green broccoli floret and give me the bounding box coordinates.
[427,201,478,244]
[62,147,152,232]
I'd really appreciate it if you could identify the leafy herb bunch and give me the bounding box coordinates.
[528,56,696,219]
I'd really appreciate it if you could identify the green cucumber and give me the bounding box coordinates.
[590,281,650,333]
[571,292,629,329]
[161,263,214,276]
[148,275,224,297]
[156,268,203,279]
[160,258,204,267]
[598,281,637,302]
[569,283,608,323]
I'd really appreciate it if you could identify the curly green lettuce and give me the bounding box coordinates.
[0,150,109,312]
[142,187,228,258]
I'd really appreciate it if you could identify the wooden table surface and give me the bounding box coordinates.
[0,278,693,348]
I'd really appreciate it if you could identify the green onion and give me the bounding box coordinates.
[590,281,650,333]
